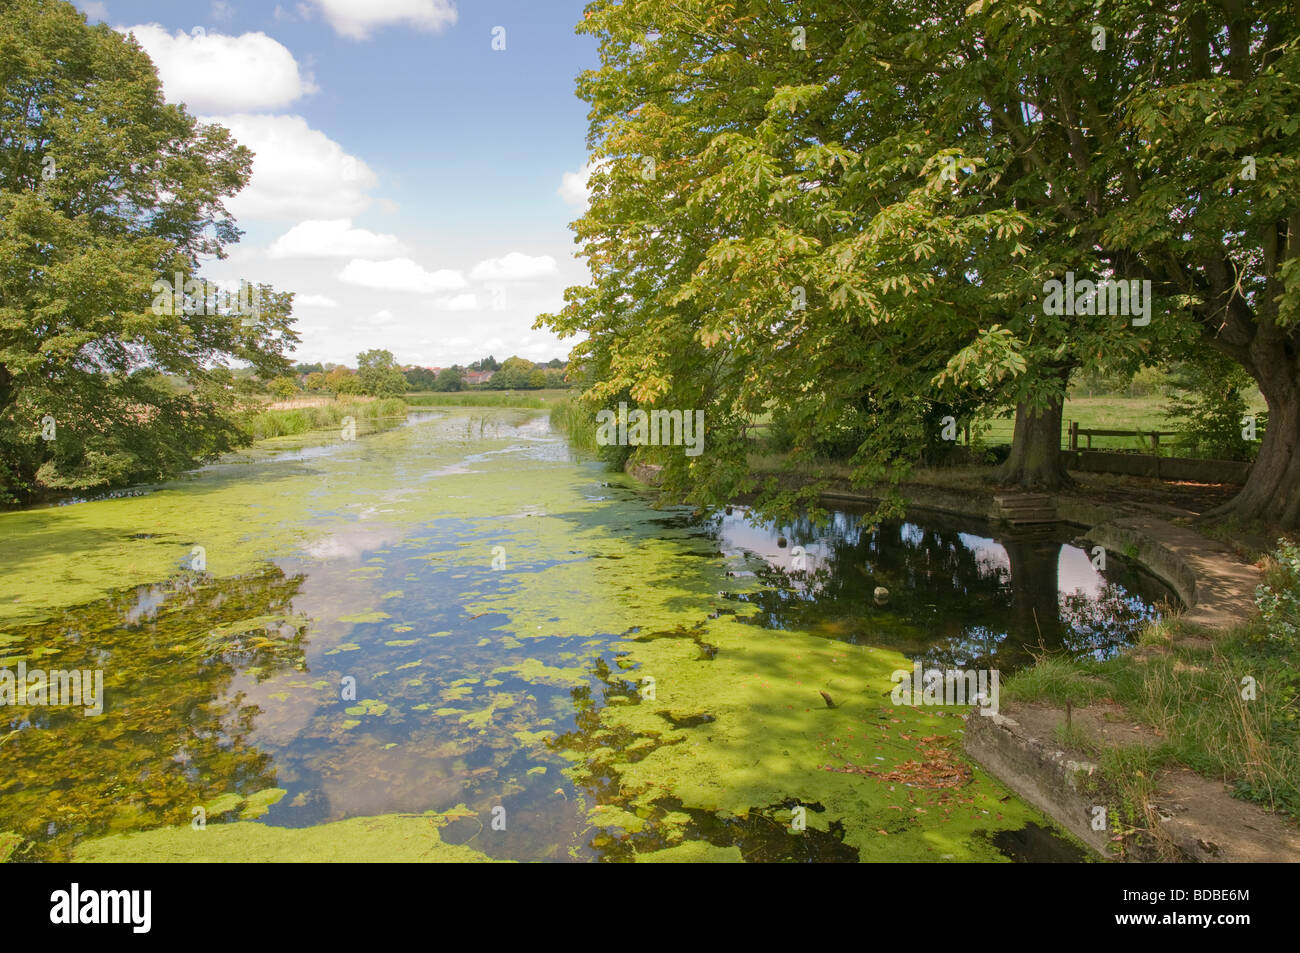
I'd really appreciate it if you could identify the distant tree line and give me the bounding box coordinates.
[267,351,569,399]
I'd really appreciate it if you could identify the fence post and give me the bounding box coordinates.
[1068,421,1078,451]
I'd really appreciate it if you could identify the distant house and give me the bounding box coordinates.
[465,369,494,386]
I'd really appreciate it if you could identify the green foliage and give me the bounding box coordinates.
[487,356,548,390]
[539,0,1300,523]
[548,396,603,456]
[1165,354,1263,461]
[324,367,362,396]
[403,366,439,391]
[1256,538,1300,647]
[405,392,544,410]
[356,349,406,398]
[0,0,298,503]
[434,367,464,391]
[1006,618,1300,823]
[1073,365,1171,399]
[242,398,406,441]
[268,376,299,400]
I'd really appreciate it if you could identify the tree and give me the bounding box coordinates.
[355,349,405,397]
[542,0,1300,526]
[540,0,1006,514]
[324,366,361,396]
[1166,352,1262,462]
[0,0,297,503]
[268,376,298,400]
[434,367,464,391]
[303,371,325,392]
[489,356,535,390]
[403,366,438,391]
[929,0,1300,511]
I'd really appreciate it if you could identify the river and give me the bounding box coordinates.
[0,408,1173,862]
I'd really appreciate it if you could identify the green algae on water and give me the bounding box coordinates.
[72,814,505,863]
[0,409,1090,862]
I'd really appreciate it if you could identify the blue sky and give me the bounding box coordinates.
[77,0,598,367]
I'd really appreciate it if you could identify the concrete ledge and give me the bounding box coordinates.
[963,711,1112,859]
[1084,515,1258,630]
[627,462,1278,859]
[1066,450,1251,484]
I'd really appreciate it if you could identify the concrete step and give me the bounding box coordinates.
[992,493,1058,525]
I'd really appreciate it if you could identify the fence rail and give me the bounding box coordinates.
[744,417,1262,461]
[1066,422,1180,451]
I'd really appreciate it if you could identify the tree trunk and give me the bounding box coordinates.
[1004,535,1063,662]
[994,376,1073,490]
[1205,353,1300,529]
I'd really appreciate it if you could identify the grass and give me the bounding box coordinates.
[404,388,572,409]
[963,393,1270,454]
[242,397,408,441]
[747,392,1265,456]
[1003,617,1300,833]
[547,396,600,453]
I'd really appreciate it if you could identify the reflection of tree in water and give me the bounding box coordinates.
[1057,584,1164,661]
[0,567,307,861]
[716,511,1168,673]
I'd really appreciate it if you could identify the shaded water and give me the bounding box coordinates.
[712,507,1175,672]
[0,410,1168,862]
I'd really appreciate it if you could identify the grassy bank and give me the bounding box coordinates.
[547,396,600,453]
[1002,550,1300,850]
[242,398,408,441]
[404,388,572,410]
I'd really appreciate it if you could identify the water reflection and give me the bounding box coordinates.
[711,506,1175,672]
[2,409,1162,863]
[0,568,306,861]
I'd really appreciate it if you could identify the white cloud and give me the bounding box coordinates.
[205,114,377,222]
[122,25,317,114]
[433,294,479,311]
[338,257,467,294]
[80,2,109,20]
[211,1,235,22]
[307,0,457,40]
[469,252,558,282]
[295,294,339,308]
[559,161,599,206]
[269,219,407,259]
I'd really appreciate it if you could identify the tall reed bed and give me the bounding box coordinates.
[404,392,547,409]
[242,398,408,440]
